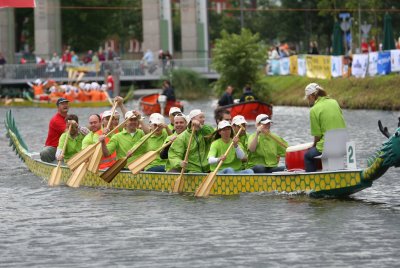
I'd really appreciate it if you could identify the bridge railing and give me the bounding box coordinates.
[0,58,217,83]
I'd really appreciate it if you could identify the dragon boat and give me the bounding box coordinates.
[0,89,134,108]
[5,110,400,197]
[218,100,273,121]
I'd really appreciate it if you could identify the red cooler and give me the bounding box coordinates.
[285,142,314,171]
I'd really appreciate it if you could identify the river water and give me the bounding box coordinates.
[1,100,400,267]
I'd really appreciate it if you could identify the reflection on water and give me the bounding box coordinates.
[1,103,400,267]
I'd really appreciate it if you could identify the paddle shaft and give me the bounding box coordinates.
[267,132,288,149]
[172,127,196,193]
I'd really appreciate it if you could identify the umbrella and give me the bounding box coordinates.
[383,13,395,50]
[332,21,344,55]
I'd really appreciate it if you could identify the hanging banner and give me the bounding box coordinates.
[298,58,306,76]
[270,59,280,75]
[377,51,391,75]
[390,49,400,72]
[279,57,290,75]
[306,55,331,79]
[351,54,368,78]
[331,56,343,78]
[289,55,298,75]
[0,0,35,8]
[368,52,378,76]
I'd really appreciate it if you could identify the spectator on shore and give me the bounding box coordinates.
[369,38,377,52]
[0,52,6,65]
[361,38,369,53]
[309,41,319,55]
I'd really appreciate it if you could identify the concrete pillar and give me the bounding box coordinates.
[142,0,161,54]
[180,0,209,59]
[142,0,173,55]
[34,0,61,60]
[0,8,15,63]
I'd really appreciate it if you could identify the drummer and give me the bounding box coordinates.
[247,114,288,173]
[303,83,346,172]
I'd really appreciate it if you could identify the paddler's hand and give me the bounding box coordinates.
[180,160,188,168]
[132,110,142,120]
[219,155,227,162]
[99,134,106,143]
[57,154,64,161]
[170,135,177,142]
[102,128,110,135]
[191,119,201,130]
[256,126,263,135]
[233,136,239,147]
[114,96,123,105]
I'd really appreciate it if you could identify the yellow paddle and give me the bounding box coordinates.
[66,161,89,188]
[87,101,118,173]
[66,114,134,171]
[100,126,160,183]
[195,127,244,197]
[48,124,72,186]
[127,140,174,175]
[267,132,288,149]
[172,127,195,193]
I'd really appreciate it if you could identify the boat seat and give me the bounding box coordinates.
[315,128,349,171]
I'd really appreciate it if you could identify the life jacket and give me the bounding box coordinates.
[96,129,117,169]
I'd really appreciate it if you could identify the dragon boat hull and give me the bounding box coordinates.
[219,101,273,121]
[1,89,134,108]
[139,93,184,116]
[6,110,388,198]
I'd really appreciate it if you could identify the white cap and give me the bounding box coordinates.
[101,110,112,120]
[188,109,203,121]
[232,115,247,126]
[91,82,100,90]
[174,113,189,123]
[84,83,91,91]
[78,82,85,88]
[101,84,107,91]
[125,111,136,120]
[34,79,41,84]
[304,83,323,99]
[255,114,271,125]
[149,113,165,125]
[217,120,232,130]
[169,107,182,116]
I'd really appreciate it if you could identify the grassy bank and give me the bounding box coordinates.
[264,75,400,110]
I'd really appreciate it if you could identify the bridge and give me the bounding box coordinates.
[0,58,219,86]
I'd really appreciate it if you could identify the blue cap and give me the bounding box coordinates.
[56,98,69,106]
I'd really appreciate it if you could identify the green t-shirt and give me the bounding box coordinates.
[58,132,85,161]
[135,131,168,170]
[106,128,145,163]
[166,124,214,172]
[208,138,246,172]
[247,132,288,168]
[81,131,98,149]
[310,96,346,152]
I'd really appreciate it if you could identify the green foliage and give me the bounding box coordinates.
[164,69,209,100]
[61,0,142,53]
[212,29,267,101]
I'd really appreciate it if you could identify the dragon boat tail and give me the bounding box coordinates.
[5,110,400,197]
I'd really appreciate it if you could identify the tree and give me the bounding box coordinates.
[212,29,268,100]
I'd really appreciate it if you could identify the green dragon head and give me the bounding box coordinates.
[380,127,400,167]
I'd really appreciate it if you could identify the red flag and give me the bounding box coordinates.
[0,0,36,8]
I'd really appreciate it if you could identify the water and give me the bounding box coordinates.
[1,102,400,267]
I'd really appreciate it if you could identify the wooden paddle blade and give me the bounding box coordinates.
[100,158,127,183]
[66,161,88,188]
[67,144,96,171]
[87,144,103,173]
[194,171,217,197]
[172,174,184,193]
[127,151,157,175]
[48,165,62,186]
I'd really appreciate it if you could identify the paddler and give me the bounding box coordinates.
[303,83,346,172]
[167,107,182,131]
[160,113,188,159]
[56,114,85,162]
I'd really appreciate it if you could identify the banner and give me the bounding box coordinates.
[331,56,343,78]
[306,55,331,79]
[270,59,280,75]
[289,55,298,75]
[368,52,378,76]
[298,58,306,76]
[279,57,290,75]
[377,52,391,75]
[390,49,400,72]
[0,0,35,8]
[351,54,368,78]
